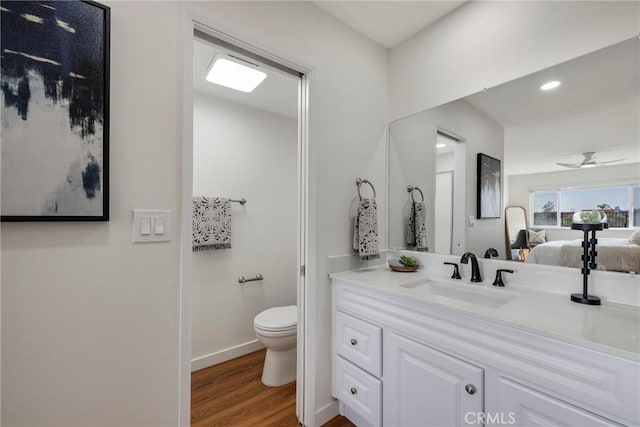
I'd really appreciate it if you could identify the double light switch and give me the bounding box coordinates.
[133,210,171,243]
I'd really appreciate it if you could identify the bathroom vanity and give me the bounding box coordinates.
[330,265,640,427]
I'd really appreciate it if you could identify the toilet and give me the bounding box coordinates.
[254,305,297,387]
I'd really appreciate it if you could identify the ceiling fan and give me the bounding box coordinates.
[556,152,625,169]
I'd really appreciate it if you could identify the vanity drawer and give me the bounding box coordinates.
[335,355,382,427]
[335,310,382,376]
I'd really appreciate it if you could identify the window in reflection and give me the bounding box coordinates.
[531,185,638,228]
[532,191,558,226]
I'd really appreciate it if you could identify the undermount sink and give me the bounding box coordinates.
[400,280,515,308]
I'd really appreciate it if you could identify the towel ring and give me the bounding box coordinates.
[356,178,376,200]
[407,185,424,203]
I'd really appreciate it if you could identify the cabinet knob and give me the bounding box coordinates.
[350,387,358,395]
[350,338,357,346]
[465,384,477,395]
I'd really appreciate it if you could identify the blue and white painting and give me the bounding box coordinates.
[478,153,501,219]
[1,0,109,220]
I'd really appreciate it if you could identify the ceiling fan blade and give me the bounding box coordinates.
[596,159,625,164]
[556,162,582,168]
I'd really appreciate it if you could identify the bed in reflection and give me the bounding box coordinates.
[525,238,640,273]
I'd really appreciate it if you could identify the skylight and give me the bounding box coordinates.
[206,54,267,93]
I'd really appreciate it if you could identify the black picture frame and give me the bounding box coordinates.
[1,0,110,222]
[477,153,501,219]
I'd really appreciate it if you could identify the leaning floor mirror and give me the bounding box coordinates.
[505,206,529,261]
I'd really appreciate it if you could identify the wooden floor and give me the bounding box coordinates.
[191,349,354,427]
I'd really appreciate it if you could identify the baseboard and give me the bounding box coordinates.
[191,340,264,372]
[315,400,339,426]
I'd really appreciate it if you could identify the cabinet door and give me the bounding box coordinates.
[493,376,622,426]
[384,331,483,427]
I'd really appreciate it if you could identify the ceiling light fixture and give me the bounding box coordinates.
[540,80,561,91]
[436,143,446,148]
[206,53,267,93]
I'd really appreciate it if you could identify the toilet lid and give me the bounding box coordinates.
[254,305,297,331]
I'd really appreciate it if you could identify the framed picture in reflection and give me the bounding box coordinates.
[0,0,110,221]
[477,153,501,219]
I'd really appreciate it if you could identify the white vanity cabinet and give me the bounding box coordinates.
[332,278,639,427]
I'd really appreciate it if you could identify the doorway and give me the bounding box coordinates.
[180,21,311,426]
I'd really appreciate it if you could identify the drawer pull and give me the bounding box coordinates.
[350,338,358,346]
[350,387,358,395]
[465,384,477,395]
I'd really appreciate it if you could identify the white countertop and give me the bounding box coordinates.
[331,265,640,360]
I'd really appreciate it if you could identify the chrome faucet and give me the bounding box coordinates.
[460,252,483,282]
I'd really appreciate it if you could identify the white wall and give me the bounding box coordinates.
[389,99,504,257]
[2,2,388,425]
[389,1,640,120]
[1,2,183,425]
[191,92,297,368]
[508,163,640,241]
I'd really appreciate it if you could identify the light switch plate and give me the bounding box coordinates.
[133,210,171,243]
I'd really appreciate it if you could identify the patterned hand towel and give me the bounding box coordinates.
[192,197,232,251]
[407,201,428,252]
[353,198,380,261]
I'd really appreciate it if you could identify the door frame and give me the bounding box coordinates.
[179,10,314,426]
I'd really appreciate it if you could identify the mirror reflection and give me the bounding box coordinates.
[389,37,639,273]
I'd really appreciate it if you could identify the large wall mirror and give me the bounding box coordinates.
[388,36,640,273]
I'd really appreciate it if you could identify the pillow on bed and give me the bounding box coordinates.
[528,229,547,244]
[630,230,640,245]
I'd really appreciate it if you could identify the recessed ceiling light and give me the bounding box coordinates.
[206,54,267,93]
[436,143,446,148]
[540,80,561,91]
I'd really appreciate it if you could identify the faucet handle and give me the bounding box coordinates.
[493,269,514,287]
[444,262,462,280]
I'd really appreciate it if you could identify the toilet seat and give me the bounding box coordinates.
[254,305,297,332]
[254,326,296,338]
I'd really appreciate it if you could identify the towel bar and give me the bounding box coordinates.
[356,178,376,200]
[238,273,263,283]
[201,197,246,205]
[407,185,425,203]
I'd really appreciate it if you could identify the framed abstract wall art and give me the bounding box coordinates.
[1,0,110,221]
[477,153,501,219]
